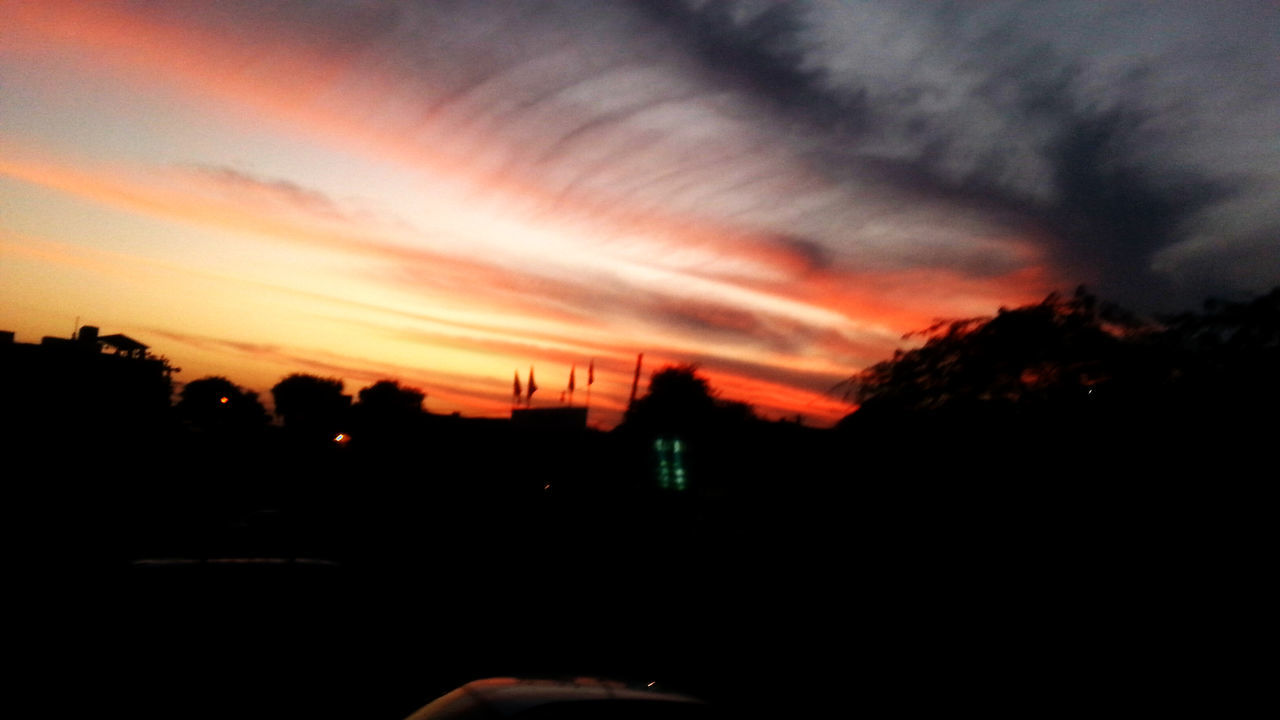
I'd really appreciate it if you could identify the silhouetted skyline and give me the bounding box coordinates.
[6,286,1272,720]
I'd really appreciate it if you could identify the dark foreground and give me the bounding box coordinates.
[12,425,1265,720]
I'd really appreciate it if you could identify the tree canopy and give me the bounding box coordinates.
[840,285,1280,435]
[175,375,269,433]
[622,363,755,434]
[845,287,1145,418]
[270,373,350,435]
[1154,286,1280,414]
[350,379,427,446]
[356,379,425,415]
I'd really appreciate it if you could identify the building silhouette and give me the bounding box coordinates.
[1,324,177,444]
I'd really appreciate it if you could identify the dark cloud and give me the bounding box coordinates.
[652,297,763,338]
[766,234,832,273]
[781,1,1279,311]
[629,0,864,132]
[1039,109,1239,310]
[690,352,851,400]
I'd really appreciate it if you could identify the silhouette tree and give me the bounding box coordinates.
[175,376,269,434]
[270,373,350,438]
[351,379,427,447]
[834,284,1280,484]
[616,364,764,496]
[1155,286,1280,426]
[357,379,425,415]
[841,287,1152,425]
[623,363,739,434]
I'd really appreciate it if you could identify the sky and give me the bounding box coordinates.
[2,1,1277,429]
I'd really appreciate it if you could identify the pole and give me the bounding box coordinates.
[629,353,643,408]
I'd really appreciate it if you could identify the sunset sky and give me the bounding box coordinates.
[3,1,1277,429]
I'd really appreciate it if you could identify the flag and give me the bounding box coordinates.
[527,367,537,399]
[569,365,576,392]
[588,359,594,385]
[514,371,522,399]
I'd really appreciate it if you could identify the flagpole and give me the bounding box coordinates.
[629,353,643,408]
[527,366,537,408]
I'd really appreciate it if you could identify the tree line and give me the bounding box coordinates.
[173,283,1279,447]
[841,285,1278,421]
[174,373,426,441]
[835,284,1279,480]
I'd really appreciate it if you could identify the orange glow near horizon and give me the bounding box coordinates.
[0,2,1073,430]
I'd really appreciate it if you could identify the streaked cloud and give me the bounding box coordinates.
[2,0,1276,428]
